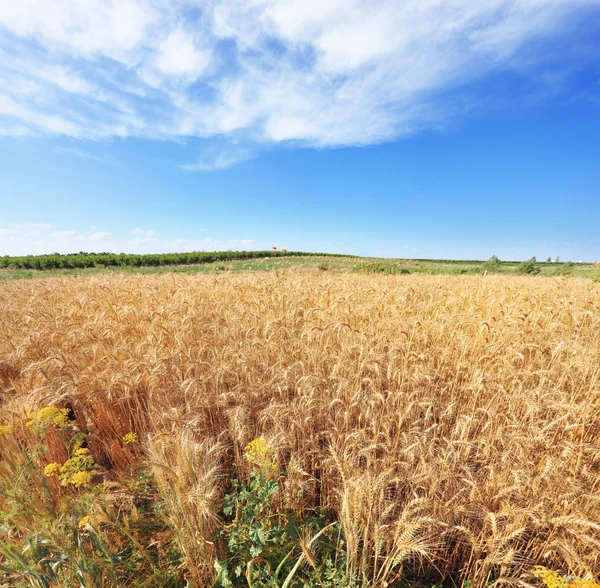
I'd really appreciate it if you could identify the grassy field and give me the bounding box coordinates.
[1,253,599,281]
[0,255,355,281]
[1,271,600,587]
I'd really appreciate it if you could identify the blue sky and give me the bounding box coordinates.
[1,1,600,260]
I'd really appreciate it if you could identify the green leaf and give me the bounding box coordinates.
[214,559,233,588]
[249,527,267,545]
[250,545,262,558]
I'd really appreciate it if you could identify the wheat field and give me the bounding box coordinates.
[1,271,599,586]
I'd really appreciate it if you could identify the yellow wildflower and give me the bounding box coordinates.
[534,567,600,588]
[572,579,600,588]
[44,462,62,477]
[534,568,565,588]
[28,407,73,429]
[71,437,87,452]
[58,452,96,487]
[122,432,138,445]
[69,471,92,488]
[74,447,90,456]
[244,438,274,465]
[0,424,12,435]
[78,516,91,531]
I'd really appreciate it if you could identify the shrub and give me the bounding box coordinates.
[517,257,540,275]
[552,261,575,276]
[482,255,501,272]
[353,262,411,275]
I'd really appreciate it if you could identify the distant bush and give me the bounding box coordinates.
[517,257,540,275]
[552,261,575,276]
[482,255,501,272]
[354,262,411,275]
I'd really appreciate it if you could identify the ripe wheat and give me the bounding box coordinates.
[1,271,599,585]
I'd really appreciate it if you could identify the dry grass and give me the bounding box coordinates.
[1,270,600,585]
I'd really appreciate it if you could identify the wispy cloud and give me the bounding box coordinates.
[132,227,156,236]
[0,222,114,254]
[51,230,77,240]
[54,146,118,164]
[126,236,159,248]
[182,144,254,171]
[171,237,257,251]
[0,0,598,157]
[0,228,19,237]
[89,231,110,241]
[0,220,261,255]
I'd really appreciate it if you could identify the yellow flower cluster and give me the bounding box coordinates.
[123,432,138,445]
[572,580,600,588]
[534,567,600,588]
[42,450,97,488]
[571,578,600,588]
[244,438,275,465]
[0,424,12,435]
[78,515,91,530]
[44,462,62,477]
[27,407,73,429]
[69,471,93,487]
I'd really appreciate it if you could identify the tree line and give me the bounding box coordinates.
[0,250,354,270]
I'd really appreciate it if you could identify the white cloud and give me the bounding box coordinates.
[172,237,257,251]
[13,221,52,231]
[0,0,159,64]
[54,146,116,163]
[153,28,212,81]
[0,121,34,137]
[52,230,77,240]
[89,231,110,241]
[0,92,86,137]
[182,143,254,171]
[0,220,262,255]
[0,221,54,240]
[0,222,113,254]
[126,236,159,247]
[0,0,598,152]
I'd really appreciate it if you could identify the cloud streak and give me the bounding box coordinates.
[0,0,599,152]
[182,143,254,171]
[54,146,118,163]
[0,221,261,256]
[0,222,113,254]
